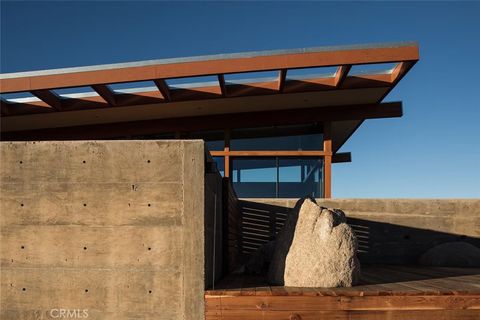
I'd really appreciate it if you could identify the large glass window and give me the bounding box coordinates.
[232,157,323,198]
[278,158,323,198]
[212,157,225,177]
[232,158,277,198]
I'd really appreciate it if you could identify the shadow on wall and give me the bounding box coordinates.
[233,200,480,266]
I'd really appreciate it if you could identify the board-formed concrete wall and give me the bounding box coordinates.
[239,198,480,265]
[1,140,206,320]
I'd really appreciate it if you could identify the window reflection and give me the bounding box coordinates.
[232,157,323,198]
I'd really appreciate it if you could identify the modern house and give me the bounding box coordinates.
[1,42,416,198]
[2,42,479,320]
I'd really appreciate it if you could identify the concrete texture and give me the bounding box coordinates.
[204,155,223,289]
[240,198,480,265]
[0,140,207,320]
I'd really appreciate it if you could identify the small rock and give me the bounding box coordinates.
[419,242,480,267]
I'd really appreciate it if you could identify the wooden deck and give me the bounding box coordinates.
[205,265,480,319]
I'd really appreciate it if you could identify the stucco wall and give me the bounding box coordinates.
[239,198,480,265]
[1,140,206,320]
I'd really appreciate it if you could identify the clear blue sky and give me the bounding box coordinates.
[1,1,479,198]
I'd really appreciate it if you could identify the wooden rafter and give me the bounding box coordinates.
[335,65,352,87]
[391,61,416,84]
[30,90,63,111]
[278,69,287,92]
[218,74,227,97]
[2,74,394,116]
[91,84,117,106]
[153,79,171,102]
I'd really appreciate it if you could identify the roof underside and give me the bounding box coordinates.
[0,42,419,150]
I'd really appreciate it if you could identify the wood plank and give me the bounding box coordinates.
[360,271,423,295]
[270,286,289,296]
[213,295,480,311]
[381,266,480,294]
[255,286,272,296]
[205,309,480,320]
[365,266,451,295]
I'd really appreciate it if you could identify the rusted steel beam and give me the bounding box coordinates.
[218,74,227,97]
[0,42,419,93]
[211,150,328,157]
[278,69,287,92]
[30,90,63,111]
[1,74,392,116]
[1,102,402,141]
[335,65,352,87]
[332,152,351,163]
[391,61,416,84]
[153,79,171,102]
[91,84,117,106]
[323,121,332,198]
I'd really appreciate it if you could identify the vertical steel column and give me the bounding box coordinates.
[224,129,231,178]
[323,122,332,198]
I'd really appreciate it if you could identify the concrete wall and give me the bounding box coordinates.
[239,198,480,265]
[204,156,223,289]
[1,140,206,320]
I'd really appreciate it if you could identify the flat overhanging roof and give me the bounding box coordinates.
[0,41,419,147]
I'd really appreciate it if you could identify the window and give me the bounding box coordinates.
[212,157,225,177]
[232,158,277,198]
[232,157,323,198]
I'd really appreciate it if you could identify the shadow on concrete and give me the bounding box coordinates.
[221,199,480,287]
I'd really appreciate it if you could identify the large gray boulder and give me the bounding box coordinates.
[268,198,361,287]
[419,242,480,267]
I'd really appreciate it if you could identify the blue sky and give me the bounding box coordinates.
[1,1,479,198]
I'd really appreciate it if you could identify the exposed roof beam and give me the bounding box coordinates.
[91,84,117,106]
[332,152,351,163]
[2,75,393,116]
[31,90,63,111]
[153,79,171,102]
[278,69,287,92]
[218,74,227,96]
[334,65,351,87]
[0,42,419,93]
[1,101,403,140]
[391,61,416,84]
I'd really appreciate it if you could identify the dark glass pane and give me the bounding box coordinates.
[278,158,323,198]
[205,140,224,151]
[232,158,277,198]
[231,130,323,151]
[213,157,225,177]
[187,130,224,151]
